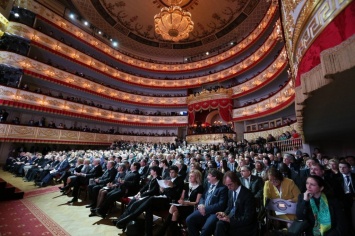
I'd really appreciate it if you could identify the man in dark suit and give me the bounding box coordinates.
[215,171,257,236]
[37,155,69,187]
[68,158,103,203]
[115,165,184,235]
[186,168,228,236]
[95,162,141,218]
[239,166,263,199]
[227,154,237,173]
[86,160,117,208]
[339,162,355,233]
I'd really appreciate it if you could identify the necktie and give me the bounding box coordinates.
[205,184,215,206]
[346,176,354,194]
[229,191,237,218]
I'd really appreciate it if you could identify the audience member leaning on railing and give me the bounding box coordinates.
[3,139,355,234]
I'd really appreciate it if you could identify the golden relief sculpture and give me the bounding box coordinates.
[60,130,79,140]
[37,129,60,139]
[186,133,235,144]
[15,0,276,72]
[8,126,36,137]
[244,122,299,142]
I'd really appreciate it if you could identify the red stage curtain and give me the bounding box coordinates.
[188,99,232,125]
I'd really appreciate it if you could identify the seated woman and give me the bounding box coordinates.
[264,167,300,222]
[111,166,161,223]
[296,175,348,235]
[159,169,204,236]
[219,159,230,174]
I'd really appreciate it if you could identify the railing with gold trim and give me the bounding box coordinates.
[231,47,288,97]
[0,85,188,127]
[232,80,295,121]
[0,124,177,144]
[186,133,236,144]
[16,0,277,71]
[244,122,300,144]
[6,22,279,89]
[0,52,186,107]
[187,88,232,104]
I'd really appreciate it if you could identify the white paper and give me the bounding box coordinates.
[170,203,182,206]
[275,211,286,215]
[157,179,171,188]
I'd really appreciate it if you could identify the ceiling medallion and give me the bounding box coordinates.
[154,0,194,42]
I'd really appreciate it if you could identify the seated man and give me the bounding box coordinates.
[37,155,69,187]
[186,168,228,236]
[114,165,184,236]
[67,158,103,203]
[86,160,117,208]
[95,162,141,218]
[239,166,264,199]
[215,171,257,236]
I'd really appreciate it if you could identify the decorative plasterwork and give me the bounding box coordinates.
[0,12,9,36]
[0,124,177,144]
[232,80,295,121]
[187,87,232,104]
[5,22,278,89]
[18,0,277,71]
[244,122,300,142]
[186,133,236,144]
[0,85,188,127]
[281,0,352,79]
[294,35,355,141]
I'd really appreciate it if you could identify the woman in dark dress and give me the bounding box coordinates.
[159,169,204,236]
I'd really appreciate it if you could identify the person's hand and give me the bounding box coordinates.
[303,191,312,201]
[216,212,226,220]
[95,178,99,183]
[178,199,184,205]
[135,192,141,199]
[219,215,230,222]
[164,180,173,187]
[197,204,206,216]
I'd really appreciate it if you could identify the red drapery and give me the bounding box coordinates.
[188,99,232,125]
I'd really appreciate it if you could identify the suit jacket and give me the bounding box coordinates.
[98,167,117,185]
[200,181,228,215]
[240,175,264,199]
[225,186,257,232]
[227,162,238,173]
[138,166,149,178]
[163,175,184,202]
[85,164,103,179]
[122,170,141,196]
[55,159,69,173]
[140,177,161,197]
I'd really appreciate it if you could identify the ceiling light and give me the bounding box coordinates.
[14,13,20,18]
[84,21,88,26]
[98,31,102,35]
[206,52,209,55]
[69,13,75,19]
[154,0,194,42]
[112,42,118,47]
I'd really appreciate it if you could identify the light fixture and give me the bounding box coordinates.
[84,21,89,26]
[14,13,20,18]
[154,0,194,42]
[69,13,75,19]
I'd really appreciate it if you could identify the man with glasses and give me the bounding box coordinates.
[215,171,257,236]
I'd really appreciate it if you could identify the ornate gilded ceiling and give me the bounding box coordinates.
[66,0,270,60]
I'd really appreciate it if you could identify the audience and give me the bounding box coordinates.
[3,140,354,235]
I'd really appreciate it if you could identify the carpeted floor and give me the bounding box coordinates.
[0,170,126,236]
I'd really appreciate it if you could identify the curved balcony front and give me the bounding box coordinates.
[0,85,188,127]
[6,21,279,89]
[19,0,278,72]
[232,80,295,121]
[0,124,177,145]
